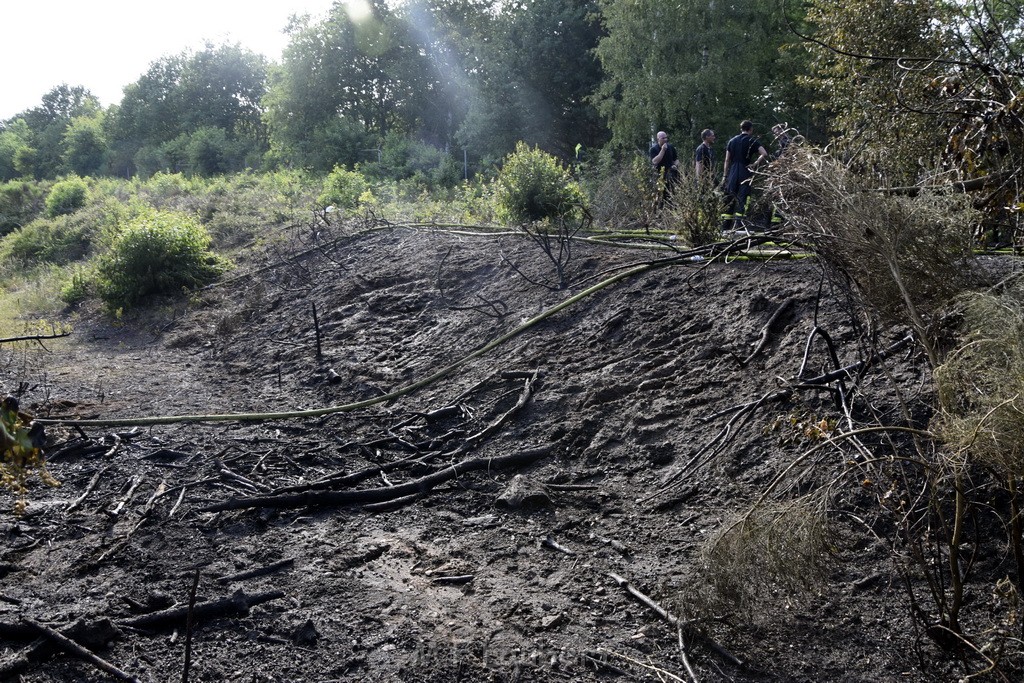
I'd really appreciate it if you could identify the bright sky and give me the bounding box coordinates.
[0,0,340,120]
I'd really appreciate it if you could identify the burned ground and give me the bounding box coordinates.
[1,222,1015,682]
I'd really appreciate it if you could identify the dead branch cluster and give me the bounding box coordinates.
[766,146,981,334]
[1,367,558,680]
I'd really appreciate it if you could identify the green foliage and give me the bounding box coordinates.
[801,0,947,179]
[594,0,810,150]
[360,133,462,189]
[44,176,89,217]
[0,197,133,266]
[140,172,201,200]
[0,120,34,182]
[318,166,370,210]
[59,265,93,305]
[95,208,229,309]
[301,118,377,173]
[494,142,586,224]
[0,181,45,235]
[263,2,426,168]
[109,43,269,175]
[456,0,606,161]
[15,85,101,180]
[578,149,653,230]
[62,112,108,176]
[185,126,237,176]
[1,217,89,266]
[131,145,167,179]
[663,170,725,246]
[360,177,495,224]
[200,170,317,247]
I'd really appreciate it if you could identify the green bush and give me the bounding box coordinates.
[96,208,229,309]
[494,142,586,224]
[0,181,45,235]
[318,166,370,210]
[186,126,237,177]
[141,172,198,199]
[0,197,138,267]
[60,266,94,305]
[359,133,462,190]
[44,176,89,217]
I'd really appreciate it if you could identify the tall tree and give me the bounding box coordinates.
[264,0,428,170]
[109,43,268,175]
[62,111,109,177]
[800,0,1024,225]
[456,0,607,163]
[593,0,809,152]
[0,119,33,181]
[390,0,490,148]
[15,84,100,179]
[799,0,949,178]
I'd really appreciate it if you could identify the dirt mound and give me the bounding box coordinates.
[0,224,959,681]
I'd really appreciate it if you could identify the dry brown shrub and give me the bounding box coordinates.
[935,282,1024,476]
[695,496,835,614]
[661,169,724,246]
[585,153,654,231]
[765,147,980,352]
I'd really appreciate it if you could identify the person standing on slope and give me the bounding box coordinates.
[650,130,680,209]
[722,120,768,225]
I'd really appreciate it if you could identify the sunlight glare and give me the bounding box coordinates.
[343,0,373,22]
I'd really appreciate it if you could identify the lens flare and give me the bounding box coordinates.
[342,0,373,22]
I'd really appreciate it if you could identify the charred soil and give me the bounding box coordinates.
[1,222,1018,682]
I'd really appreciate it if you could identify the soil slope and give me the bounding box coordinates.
[0,221,986,682]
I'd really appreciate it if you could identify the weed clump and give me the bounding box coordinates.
[766,147,979,346]
[319,166,371,212]
[698,497,835,612]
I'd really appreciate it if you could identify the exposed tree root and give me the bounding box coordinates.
[200,445,553,512]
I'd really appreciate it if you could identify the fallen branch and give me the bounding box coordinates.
[868,171,1014,197]
[107,474,144,519]
[0,330,72,345]
[119,589,285,631]
[182,570,200,683]
[200,445,553,512]
[741,298,795,365]
[21,618,138,682]
[431,575,474,585]
[336,544,390,569]
[541,536,576,556]
[361,492,427,512]
[650,333,918,502]
[608,572,744,669]
[678,623,699,683]
[445,371,539,457]
[35,258,678,428]
[65,464,113,514]
[597,648,687,682]
[216,558,295,585]
[275,373,536,497]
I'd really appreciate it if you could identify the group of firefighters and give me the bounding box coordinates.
[650,120,792,228]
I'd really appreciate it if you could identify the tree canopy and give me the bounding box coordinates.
[0,0,1019,201]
